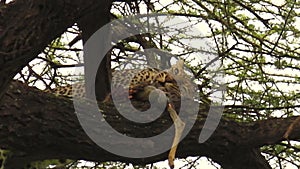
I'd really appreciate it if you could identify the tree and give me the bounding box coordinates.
[0,0,300,169]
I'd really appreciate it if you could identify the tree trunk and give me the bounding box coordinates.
[77,4,112,102]
[0,0,112,100]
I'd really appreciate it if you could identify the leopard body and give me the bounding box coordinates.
[46,60,195,101]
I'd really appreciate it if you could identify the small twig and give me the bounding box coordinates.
[232,0,271,28]
[269,0,296,54]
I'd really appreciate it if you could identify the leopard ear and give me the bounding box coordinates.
[176,59,184,68]
[173,59,184,70]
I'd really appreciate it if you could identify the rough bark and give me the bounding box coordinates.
[1,81,299,168]
[0,0,112,100]
[77,5,112,102]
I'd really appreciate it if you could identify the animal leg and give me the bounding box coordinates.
[167,103,185,169]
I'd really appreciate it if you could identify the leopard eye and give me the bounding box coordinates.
[173,68,179,75]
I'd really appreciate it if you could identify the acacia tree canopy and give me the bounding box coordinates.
[0,0,300,169]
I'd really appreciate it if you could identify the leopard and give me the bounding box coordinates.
[45,59,196,102]
[42,59,196,169]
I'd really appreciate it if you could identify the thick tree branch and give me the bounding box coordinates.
[1,81,299,168]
